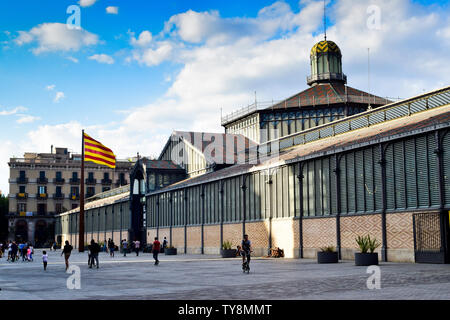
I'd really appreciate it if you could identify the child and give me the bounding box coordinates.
[27,247,31,261]
[42,251,48,271]
[29,245,34,261]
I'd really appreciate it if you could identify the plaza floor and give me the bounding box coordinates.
[1,249,450,300]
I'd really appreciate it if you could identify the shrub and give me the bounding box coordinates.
[222,240,232,250]
[319,246,336,253]
[356,235,380,253]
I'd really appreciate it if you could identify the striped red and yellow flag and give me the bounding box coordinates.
[83,133,116,168]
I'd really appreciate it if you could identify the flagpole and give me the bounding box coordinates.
[79,129,85,252]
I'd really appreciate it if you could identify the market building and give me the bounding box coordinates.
[55,40,450,263]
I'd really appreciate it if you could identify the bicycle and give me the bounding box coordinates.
[241,250,251,274]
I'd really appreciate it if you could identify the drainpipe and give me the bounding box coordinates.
[220,180,225,249]
[297,163,305,259]
[378,143,388,262]
[434,130,449,262]
[241,175,248,238]
[334,154,344,260]
[200,185,205,255]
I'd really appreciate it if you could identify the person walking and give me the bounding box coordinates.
[42,251,48,271]
[108,239,115,258]
[152,237,161,266]
[61,241,73,271]
[122,239,128,257]
[162,237,168,253]
[134,239,140,256]
[88,239,101,269]
[7,241,12,261]
[10,241,18,262]
[19,242,26,262]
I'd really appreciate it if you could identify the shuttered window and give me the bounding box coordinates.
[355,150,365,212]
[346,153,356,213]
[315,160,322,216]
[340,156,348,214]
[416,136,430,207]
[404,139,418,208]
[394,142,406,209]
[427,134,440,207]
[443,133,450,206]
[385,145,395,210]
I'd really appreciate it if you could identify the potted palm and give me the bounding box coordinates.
[220,240,237,258]
[164,245,177,255]
[317,246,339,264]
[355,235,380,266]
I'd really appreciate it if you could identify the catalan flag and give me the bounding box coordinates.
[83,133,116,168]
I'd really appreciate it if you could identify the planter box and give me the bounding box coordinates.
[355,252,379,266]
[220,249,237,258]
[317,251,339,264]
[165,248,177,255]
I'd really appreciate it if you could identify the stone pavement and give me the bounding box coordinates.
[1,249,450,300]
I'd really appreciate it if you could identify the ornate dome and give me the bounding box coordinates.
[310,40,341,56]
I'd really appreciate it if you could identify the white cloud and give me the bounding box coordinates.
[0,106,27,116]
[15,22,99,54]
[54,91,65,103]
[89,53,115,64]
[45,84,55,91]
[106,6,119,15]
[130,30,153,47]
[79,0,97,7]
[66,56,79,63]
[16,114,41,124]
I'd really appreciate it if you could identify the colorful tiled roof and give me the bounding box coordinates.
[310,40,341,56]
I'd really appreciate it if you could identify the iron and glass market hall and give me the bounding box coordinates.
[55,39,450,264]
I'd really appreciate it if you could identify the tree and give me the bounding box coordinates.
[0,195,8,241]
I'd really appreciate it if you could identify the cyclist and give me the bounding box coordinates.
[240,234,252,272]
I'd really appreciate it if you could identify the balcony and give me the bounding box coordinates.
[53,178,65,185]
[70,194,80,201]
[17,177,28,184]
[16,193,28,199]
[101,178,112,185]
[37,177,48,184]
[70,178,80,185]
[115,179,128,187]
[85,178,97,185]
[36,193,48,200]
[53,193,65,200]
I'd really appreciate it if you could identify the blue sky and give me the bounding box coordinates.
[0,0,449,194]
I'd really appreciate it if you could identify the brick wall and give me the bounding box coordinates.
[172,227,185,253]
[302,217,336,259]
[204,225,220,254]
[186,226,202,254]
[223,223,243,249]
[245,221,269,257]
[340,214,382,260]
[386,212,415,262]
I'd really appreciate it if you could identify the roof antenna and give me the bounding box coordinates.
[368,47,372,110]
[323,0,327,41]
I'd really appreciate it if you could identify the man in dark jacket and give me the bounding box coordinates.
[88,239,101,269]
[10,241,18,262]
